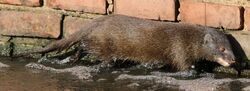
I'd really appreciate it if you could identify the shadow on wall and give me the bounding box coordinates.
[227,34,249,72]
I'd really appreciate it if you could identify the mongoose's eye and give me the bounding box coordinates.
[219,47,225,52]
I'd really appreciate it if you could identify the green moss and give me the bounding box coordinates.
[13,44,43,58]
[11,38,51,46]
[0,36,11,56]
[11,38,52,58]
[80,54,98,62]
[0,42,11,56]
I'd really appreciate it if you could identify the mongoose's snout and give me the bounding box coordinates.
[216,57,235,67]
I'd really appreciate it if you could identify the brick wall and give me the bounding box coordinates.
[0,0,249,57]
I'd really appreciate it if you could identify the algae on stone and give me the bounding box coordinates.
[0,36,11,56]
[11,38,52,58]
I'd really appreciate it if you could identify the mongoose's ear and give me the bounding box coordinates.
[204,34,214,44]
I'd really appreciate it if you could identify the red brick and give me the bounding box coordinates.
[206,4,243,29]
[64,16,91,38]
[0,0,41,7]
[179,0,206,25]
[245,7,250,31]
[180,0,243,29]
[46,0,106,14]
[114,0,177,21]
[0,11,61,38]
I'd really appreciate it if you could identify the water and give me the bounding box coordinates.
[1,57,250,91]
[0,57,85,91]
[0,57,161,91]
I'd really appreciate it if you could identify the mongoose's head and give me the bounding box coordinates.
[202,30,235,67]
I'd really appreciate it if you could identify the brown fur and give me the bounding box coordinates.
[21,15,235,70]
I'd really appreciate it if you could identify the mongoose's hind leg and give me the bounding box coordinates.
[69,49,84,64]
[69,41,87,64]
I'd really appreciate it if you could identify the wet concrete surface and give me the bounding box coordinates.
[0,61,9,68]
[1,57,250,91]
[243,85,250,91]
[25,62,98,80]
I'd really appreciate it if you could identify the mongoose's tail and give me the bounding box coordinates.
[15,28,89,57]
[34,37,80,53]
[15,37,79,57]
[14,16,104,57]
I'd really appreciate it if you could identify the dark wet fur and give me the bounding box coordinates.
[19,15,235,70]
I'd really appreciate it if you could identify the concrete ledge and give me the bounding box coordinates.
[228,31,250,60]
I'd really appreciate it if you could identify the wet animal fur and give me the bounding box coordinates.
[20,15,235,70]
